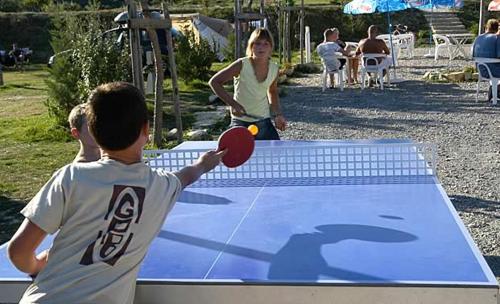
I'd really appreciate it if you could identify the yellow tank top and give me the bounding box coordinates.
[233,57,279,122]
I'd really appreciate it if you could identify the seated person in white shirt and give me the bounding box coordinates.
[316,28,351,88]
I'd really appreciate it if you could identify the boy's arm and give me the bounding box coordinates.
[174,150,226,189]
[8,219,48,276]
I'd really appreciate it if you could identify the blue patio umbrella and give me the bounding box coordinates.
[344,0,431,80]
[343,0,427,14]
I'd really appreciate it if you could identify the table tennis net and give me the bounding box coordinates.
[143,143,437,187]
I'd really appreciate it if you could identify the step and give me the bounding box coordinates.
[430,20,464,25]
[432,25,467,31]
[433,30,472,35]
[425,17,463,23]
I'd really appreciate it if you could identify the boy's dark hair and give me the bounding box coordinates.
[86,82,148,151]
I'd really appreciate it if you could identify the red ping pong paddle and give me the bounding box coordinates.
[217,127,255,168]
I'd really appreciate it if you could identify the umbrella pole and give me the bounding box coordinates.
[386,8,398,81]
[424,0,434,58]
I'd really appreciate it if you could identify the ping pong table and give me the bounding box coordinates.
[0,140,498,304]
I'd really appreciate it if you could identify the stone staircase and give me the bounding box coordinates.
[423,11,470,35]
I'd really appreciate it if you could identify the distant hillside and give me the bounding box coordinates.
[1,0,340,13]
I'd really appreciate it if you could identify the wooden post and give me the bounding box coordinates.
[140,0,164,147]
[235,0,242,58]
[283,8,287,63]
[299,0,304,64]
[234,0,266,59]
[259,0,265,28]
[285,8,291,63]
[129,0,183,146]
[162,3,183,143]
[277,4,282,64]
[126,0,144,93]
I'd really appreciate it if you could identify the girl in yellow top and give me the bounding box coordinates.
[209,28,287,140]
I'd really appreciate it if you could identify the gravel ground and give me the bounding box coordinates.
[279,47,500,282]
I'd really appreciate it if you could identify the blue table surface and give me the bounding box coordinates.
[0,140,496,286]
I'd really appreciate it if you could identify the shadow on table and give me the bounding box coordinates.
[178,190,233,205]
[158,224,417,282]
[268,224,417,281]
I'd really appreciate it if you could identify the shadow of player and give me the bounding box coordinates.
[268,224,417,281]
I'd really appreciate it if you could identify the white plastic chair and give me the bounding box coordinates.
[316,44,344,92]
[474,57,500,105]
[360,53,390,90]
[433,34,453,60]
[395,33,414,59]
[319,58,344,92]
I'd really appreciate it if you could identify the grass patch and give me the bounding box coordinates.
[0,115,71,143]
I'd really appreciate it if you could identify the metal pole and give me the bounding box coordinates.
[305,25,311,63]
[386,3,397,79]
[478,0,484,35]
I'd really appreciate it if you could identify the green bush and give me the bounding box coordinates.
[45,14,130,127]
[222,32,236,62]
[293,63,321,74]
[175,28,217,83]
[0,0,22,12]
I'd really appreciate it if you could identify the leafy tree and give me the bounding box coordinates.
[175,28,217,83]
[21,0,50,12]
[222,32,236,62]
[0,0,22,12]
[45,14,131,127]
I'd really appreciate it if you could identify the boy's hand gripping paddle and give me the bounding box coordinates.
[217,127,255,168]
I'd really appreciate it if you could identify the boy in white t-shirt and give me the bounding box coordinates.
[7,82,225,304]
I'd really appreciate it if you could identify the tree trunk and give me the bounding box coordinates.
[162,3,183,143]
[127,0,145,93]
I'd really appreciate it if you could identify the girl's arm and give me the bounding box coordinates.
[268,77,287,131]
[8,219,49,276]
[208,59,246,116]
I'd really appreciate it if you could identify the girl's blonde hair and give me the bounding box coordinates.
[246,28,274,57]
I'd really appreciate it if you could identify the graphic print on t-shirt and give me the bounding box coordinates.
[80,185,146,266]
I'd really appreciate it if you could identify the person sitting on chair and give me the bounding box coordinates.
[473,19,500,102]
[316,28,351,88]
[356,25,392,85]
